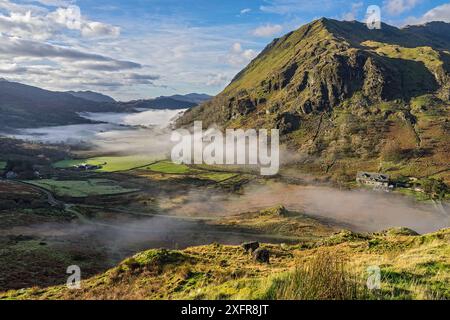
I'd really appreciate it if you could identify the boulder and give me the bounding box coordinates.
[253,248,270,263]
[260,205,288,216]
[241,241,260,253]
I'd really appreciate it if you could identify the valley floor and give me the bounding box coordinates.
[0,149,448,300]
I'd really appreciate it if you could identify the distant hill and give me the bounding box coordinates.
[177,18,450,182]
[66,91,116,103]
[0,80,211,129]
[119,93,212,110]
[166,93,211,104]
[0,80,122,129]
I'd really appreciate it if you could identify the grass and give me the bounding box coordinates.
[53,155,161,172]
[145,161,240,182]
[212,207,336,240]
[263,251,367,300]
[395,188,432,202]
[362,41,443,71]
[0,238,110,292]
[197,172,237,182]
[3,228,448,300]
[146,161,193,174]
[26,179,139,197]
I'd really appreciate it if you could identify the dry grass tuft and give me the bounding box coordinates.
[264,251,367,300]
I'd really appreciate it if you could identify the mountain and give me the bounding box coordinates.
[0,80,122,129]
[119,93,212,110]
[167,93,212,104]
[0,79,210,129]
[177,18,450,183]
[66,91,116,103]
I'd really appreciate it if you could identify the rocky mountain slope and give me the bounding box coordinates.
[178,19,450,182]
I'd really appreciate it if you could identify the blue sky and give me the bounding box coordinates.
[1,0,449,100]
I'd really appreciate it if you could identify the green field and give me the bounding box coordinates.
[146,161,239,182]
[53,155,161,172]
[26,179,139,197]
[146,161,194,174]
[197,172,237,182]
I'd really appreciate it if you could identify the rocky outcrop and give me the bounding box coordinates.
[275,113,301,134]
[253,248,270,263]
[241,242,260,253]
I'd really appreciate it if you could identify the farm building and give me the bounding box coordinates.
[356,172,392,191]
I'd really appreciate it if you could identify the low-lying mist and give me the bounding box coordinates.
[4,110,449,244]
[170,182,449,234]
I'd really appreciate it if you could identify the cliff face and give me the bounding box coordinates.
[177,19,450,182]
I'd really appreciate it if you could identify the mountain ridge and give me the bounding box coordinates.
[0,80,211,129]
[119,93,212,110]
[177,18,450,183]
[66,91,116,103]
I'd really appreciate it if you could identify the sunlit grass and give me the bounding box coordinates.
[146,160,193,174]
[26,179,139,197]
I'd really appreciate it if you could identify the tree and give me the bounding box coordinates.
[420,178,448,200]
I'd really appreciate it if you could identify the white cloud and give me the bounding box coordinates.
[0,10,54,40]
[33,0,75,6]
[240,8,251,15]
[49,5,82,29]
[0,34,139,69]
[206,73,228,86]
[81,21,120,38]
[49,5,120,38]
[404,3,450,24]
[384,0,421,16]
[0,1,264,99]
[0,2,120,40]
[342,2,364,21]
[252,23,283,37]
[227,42,257,66]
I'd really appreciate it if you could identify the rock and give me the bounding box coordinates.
[235,97,256,116]
[275,112,301,134]
[280,62,298,88]
[241,241,260,253]
[253,248,270,263]
[383,227,419,236]
[260,205,288,216]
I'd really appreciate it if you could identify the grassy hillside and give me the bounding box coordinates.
[2,228,448,300]
[177,19,450,184]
